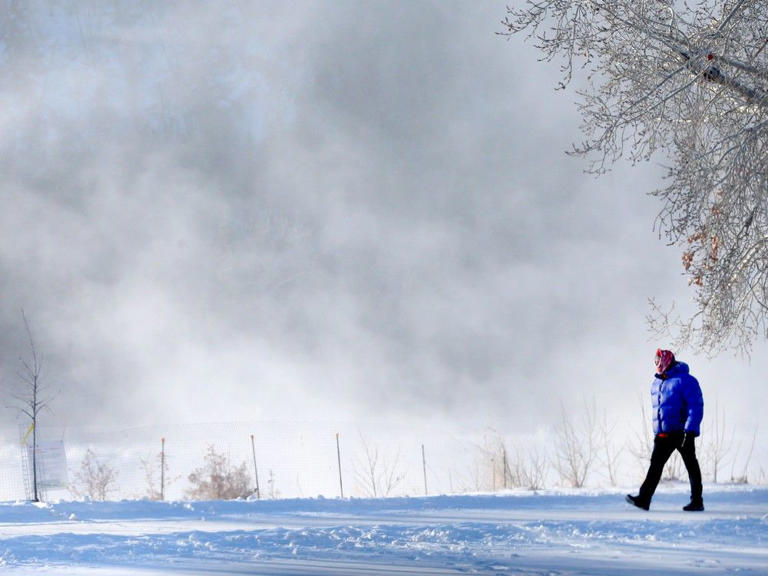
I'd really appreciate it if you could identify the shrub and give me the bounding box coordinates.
[186,445,251,500]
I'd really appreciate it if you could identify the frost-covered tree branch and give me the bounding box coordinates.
[503,0,768,354]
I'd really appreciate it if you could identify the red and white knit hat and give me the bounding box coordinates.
[654,349,675,374]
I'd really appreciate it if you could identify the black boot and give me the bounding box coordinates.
[683,499,704,512]
[625,494,650,510]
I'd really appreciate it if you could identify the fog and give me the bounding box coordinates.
[0,2,765,462]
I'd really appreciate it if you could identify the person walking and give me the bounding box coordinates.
[626,349,705,511]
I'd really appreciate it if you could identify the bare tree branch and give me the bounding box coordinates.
[504,0,768,354]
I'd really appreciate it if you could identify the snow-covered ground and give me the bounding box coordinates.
[0,485,766,575]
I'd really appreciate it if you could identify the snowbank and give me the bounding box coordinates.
[0,485,766,574]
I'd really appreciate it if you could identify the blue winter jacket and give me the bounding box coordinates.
[651,361,704,436]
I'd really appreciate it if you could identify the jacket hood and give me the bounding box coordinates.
[656,361,689,378]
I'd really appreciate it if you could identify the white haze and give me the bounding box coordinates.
[0,2,766,473]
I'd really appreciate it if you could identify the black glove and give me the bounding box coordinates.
[680,431,695,449]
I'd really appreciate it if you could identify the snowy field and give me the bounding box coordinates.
[0,485,766,575]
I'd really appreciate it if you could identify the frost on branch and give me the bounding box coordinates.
[503,0,768,354]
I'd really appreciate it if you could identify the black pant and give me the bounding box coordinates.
[639,432,703,503]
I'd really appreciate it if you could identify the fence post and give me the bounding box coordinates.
[250,434,261,500]
[421,444,428,496]
[503,446,508,490]
[336,433,344,499]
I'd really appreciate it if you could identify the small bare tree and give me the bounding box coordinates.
[553,400,599,488]
[730,426,758,484]
[505,441,549,491]
[186,445,251,500]
[701,399,734,483]
[503,1,768,354]
[596,409,623,487]
[524,446,549,491]
[71,449,119,501]
[13,310,53,502]
[140,456,163,501]
[354,434,406,498]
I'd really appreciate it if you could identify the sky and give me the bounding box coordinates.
[0,1,766,456]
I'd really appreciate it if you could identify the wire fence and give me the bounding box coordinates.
[0,418,764,502]
[0,421,513,502]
